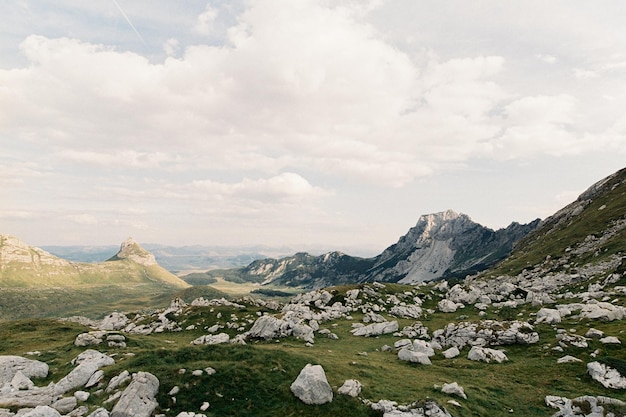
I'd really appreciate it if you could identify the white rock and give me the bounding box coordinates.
[442,347,460,359]
[110,372,160,417]
[398,349,431,365]
[585,328,604,338]
[290,364,333,405]
[557,356,582,364]
[338,379,362,397]
[467,346,508,363]
[55,350,115,394]
[11,370,34,390]
[19,405,61,417]
[0,356,49,385]
[587,361,626,389]
[74,391,90,402]
[600,336,621,344]
[535,308,561,324]
[351,321,398,337]
[168,386,180,396]
[191,333,230,345]
[437,299,458,313]
[200,401,210,411]
[86,407,110,417]
[51,396,77,414]
[441,382,467,399]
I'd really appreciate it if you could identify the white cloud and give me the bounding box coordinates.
[194,5,218,36]
[536,54,557,64]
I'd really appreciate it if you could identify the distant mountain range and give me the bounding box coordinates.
[187,210,540,289]
[0,236,188,289]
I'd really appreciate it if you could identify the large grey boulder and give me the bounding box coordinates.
[55,350,114,394]
[0,356,49,385]
[397,349,431,365]
[247,315,286,340]
[467,346,508,363]
[587,362,626,389]
[110,372,159,417]
[351,321,398,337]
[99,313,129,331]
[535,308,561,324]
[74,331,107,347]
[546,395,626,416]
[11,370,35,390]
[290,364,333,405]
[191,333,230,345]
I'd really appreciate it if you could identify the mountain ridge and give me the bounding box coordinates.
[0,235,189,289]
[190,210,539,289]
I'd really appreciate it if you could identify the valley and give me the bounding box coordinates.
[0,167,625,417]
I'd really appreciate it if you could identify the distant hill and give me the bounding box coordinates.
[189,210,539,289]
[0,236,189,289]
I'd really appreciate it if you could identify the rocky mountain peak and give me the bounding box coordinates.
[109,237,157,266]
[0,234,70,270]
[412,210,472,240]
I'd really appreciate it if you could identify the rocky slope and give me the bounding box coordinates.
[193,210,538,289]
[0,236,188,289]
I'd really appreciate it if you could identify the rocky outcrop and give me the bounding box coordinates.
[338,379,362,397]
[546,395,626,417]
[0,356,49,385]
[107,237,157,266]
[587,362,626,389]
[432,320,539,349]
[55,350,115,394]
[290,364,333,405]
[110,372,159,417]
[467,346,508,363]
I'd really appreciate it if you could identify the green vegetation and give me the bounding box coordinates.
[2,281,625,417]
[490,169,626,277]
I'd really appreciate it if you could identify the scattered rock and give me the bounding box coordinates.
[442,347,460,359]
[110,372,159,417]
[338,379,362,397]
[290,364,333,405]
[351,321,398,337]
[441,382,467,399]
[556,356,582,364]
[587,362,626,389]
[55,351,115,395]
[0,356,49,385]
[599,336,621,344]
[467,346,508,363]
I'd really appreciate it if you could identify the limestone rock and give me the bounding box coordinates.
[398,349,431,365]
[74,332,107,347]
[467,346,508,363]
[55,350,115,394]
[0,356,49,385]
[19,406,61,417]
[587,361,626,389]
[51,396,77,414]
[11,370,35,391]
[74,391,90,402]
[86,407,110,417]
[106,370,130,393]
[389,305,422,319]
[110,372,159,417]
[433,320,538,349]
[191,333,230,345]
[437,299,458,313]
[546,394,626,416]
[351,321,398,337]
[599,336,621,344]
[290,364,333,405]
[441,382,467,399]
[556,356,582,364]
[535,308,561,324]
[99,313,129,331]
[442,347,460,359]
[338,379,362,397]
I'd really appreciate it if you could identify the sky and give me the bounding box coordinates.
[1,1,626,255]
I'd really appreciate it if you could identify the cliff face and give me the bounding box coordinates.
[364,210,539,284]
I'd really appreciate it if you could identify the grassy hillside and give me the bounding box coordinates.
[1,283,624,416]
[489,167,626,277]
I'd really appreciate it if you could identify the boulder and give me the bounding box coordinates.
[74,332,107,347]
[0,356,49,385]
[351,321,398,337]
[437,300,458,313]
[535,308,561,324]
[191,333,230,345]
[11,370,35,390]
[99,313,129,331]
[546,395,626,416]
[556,356,582,364]
[442,347,460,359]
[467,346,508,363]
[398,349,431,365]
[110,372,159,417]
[441,382,467,399]
[290,364,333,405]
[51,396,77,414]
[599,336,621,344]
[389,305,422,319]
[55,350,115,394]
[19,406,61,417]
[338,379,362,397]
[106,370,131,393]
[587,362,626,389]
[87,408,110,417]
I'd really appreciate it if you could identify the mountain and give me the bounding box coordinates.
[488,166,626,278]
[191,210,539,288]
[0,235,189,289]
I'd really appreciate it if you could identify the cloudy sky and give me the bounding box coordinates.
[2,1,625,254]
